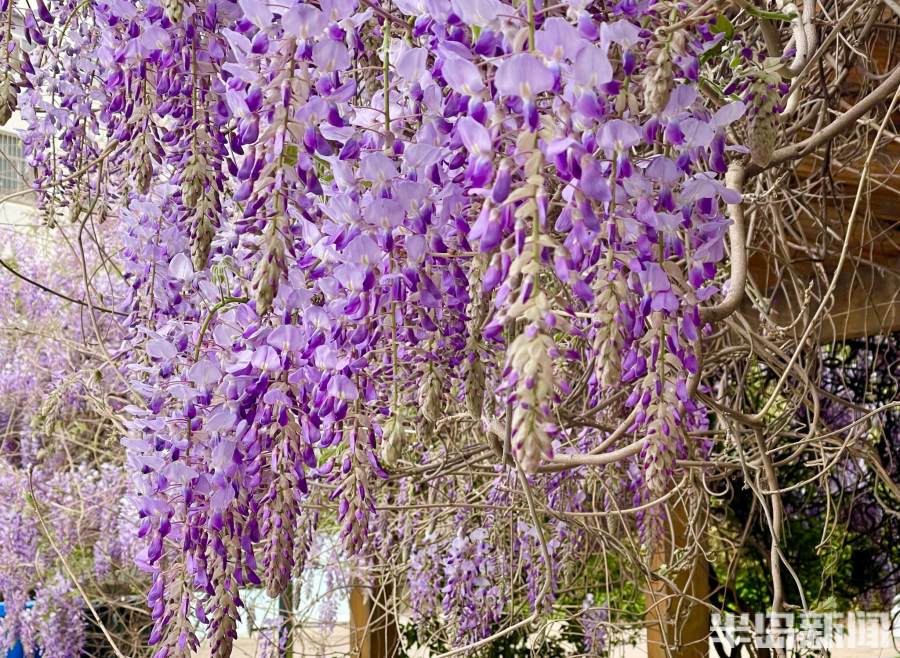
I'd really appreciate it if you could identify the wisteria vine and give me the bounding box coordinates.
[7,0,900,654]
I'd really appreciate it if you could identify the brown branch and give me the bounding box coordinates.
[701,163,747,324]
[0,255,127,316]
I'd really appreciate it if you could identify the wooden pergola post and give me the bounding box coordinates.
[349,582,372,658]
[349,579,399,658]
[645,500,711,658]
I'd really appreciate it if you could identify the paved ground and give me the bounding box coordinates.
[196,629,900,657]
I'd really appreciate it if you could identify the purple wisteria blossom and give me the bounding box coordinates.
[15,0,750,651]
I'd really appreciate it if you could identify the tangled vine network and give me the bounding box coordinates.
[1,0,899,655]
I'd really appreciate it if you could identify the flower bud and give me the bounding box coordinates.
[747,76,781,167]
[251,214,287,316]
[0,77,17,126]
[379,415,404,469]
[190,208,214,271]
[161,0,183,23]
[643,47,673,115]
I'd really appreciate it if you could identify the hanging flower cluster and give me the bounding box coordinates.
[13,0,762,652]
[0,461,141,658]
[0,223,145,656]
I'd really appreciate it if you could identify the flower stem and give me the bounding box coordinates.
[383,16,392,142]
[527,0,535,52]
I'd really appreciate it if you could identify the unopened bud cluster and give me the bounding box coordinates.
[593,274,627,391]
[464,356,485,421]
[182,148,218,271]
[261,438,299,598]
[417,366,443,438]
[498,137,564,473]
[636,318,685,499]
[128,127,155,195]
[207,548,239,658]
[148,574,198,658]
[644,23,685,115]
[251,213,287,315]
[641,392,678,498]
[292,507,318,580]
[334,427,375,554]
[379,414,404,469]
[0,40,20,126]
[747,70,782,167]
[190,210,215,272]
[0,76,16,126]
[505,282,558,474]
[161,0,183,23]
[464,259,490,423]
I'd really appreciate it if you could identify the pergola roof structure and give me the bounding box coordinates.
[740,21,900,343]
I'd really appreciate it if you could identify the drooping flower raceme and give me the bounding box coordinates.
[0,226,143,657]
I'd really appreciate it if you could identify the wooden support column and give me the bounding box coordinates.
[349,579,399,658]
[645,499,711,658]
[369,579,399,658]
[350,582,371,658]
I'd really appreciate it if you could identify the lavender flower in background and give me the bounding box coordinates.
[580,594,609,656]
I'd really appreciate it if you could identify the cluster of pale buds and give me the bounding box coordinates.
[747,66,783,167]
[496,133,563,472]
[335,427,375,554]
[161,0,183,23]
[464,259,489,423]
[181,150,207,209]
[190,206,215,272]
[417,367,443,437]
[0,39,20,126]
[261,448,299,597]
[640,377,680,498]
[379,414,405,469]
[643,26,685,115]
[292,506,318,580]
[149,574,198,658]
[464,355,485,422]
[134,138,154,195]
[505,284,564,473]
[251,213,287,315]
[593,273,627,392]
[207,546,240,658]
[508,320,557,472]
[180,145,218,270]
[0,76,16,126]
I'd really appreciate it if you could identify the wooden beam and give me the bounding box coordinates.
[742,262,900,342]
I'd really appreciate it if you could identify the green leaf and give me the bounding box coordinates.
[743,5,797,21]
[282,143,298,167]
[700,76,725,98]
[700,42,725,65]
[710,15,734,39]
